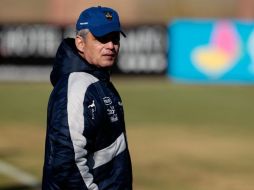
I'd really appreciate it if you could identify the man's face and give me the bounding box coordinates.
[77,31,120,68]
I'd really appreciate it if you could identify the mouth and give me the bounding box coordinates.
[103,54,116,59]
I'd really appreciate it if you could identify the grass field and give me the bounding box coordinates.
[1,77,254,190]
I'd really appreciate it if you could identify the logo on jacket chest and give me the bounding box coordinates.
[107,106,118,122]
[103,97,120,122]
[103,97,112,105]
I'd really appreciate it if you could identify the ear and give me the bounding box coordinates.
[75,36,85,53]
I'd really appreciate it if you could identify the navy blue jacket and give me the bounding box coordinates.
[42,38,132,190]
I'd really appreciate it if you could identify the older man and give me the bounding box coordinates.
[42,6,132,190]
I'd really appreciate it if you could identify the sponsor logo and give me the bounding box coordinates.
[107,106,118,122]
[103,97,112,105]
[107,106,115,115]
[192,21,241,78]
[110,115,118,122]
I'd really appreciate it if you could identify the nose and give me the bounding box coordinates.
[106,41,114,49]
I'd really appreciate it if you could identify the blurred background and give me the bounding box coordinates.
[1,0,254,190]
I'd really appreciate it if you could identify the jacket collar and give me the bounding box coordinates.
[50,38,110,86]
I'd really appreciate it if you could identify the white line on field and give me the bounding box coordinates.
[0,159,39,187]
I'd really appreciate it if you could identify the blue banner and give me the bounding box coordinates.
[168,20,254,84]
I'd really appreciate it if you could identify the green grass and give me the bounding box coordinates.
[1,78,254,190]
[115,77,254,132]
[0,82,51,125]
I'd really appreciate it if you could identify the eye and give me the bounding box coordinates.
[96,32,120,45]
[112,35,120,44]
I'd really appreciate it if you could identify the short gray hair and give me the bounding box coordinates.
[76,29,90,39]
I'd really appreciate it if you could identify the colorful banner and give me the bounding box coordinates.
[168,20,254,83]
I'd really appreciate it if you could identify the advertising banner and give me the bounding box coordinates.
[0,24,167,75]
[114,25,167,74]
[0,24,75,65]
[168,20,254,83]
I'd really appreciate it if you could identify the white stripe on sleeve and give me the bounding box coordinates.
[67,72,99,190]
[92,132,126,169]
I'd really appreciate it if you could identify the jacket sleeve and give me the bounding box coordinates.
[67,74,100,190]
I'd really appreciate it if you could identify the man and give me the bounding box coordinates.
[42,6,132,190]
